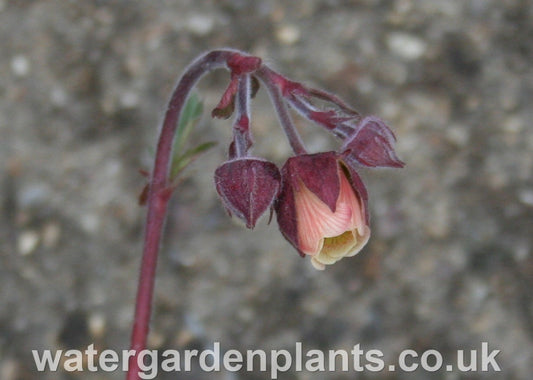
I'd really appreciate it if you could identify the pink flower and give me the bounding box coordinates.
[275,152,370,270]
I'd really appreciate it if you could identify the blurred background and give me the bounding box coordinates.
[1,1,532,379]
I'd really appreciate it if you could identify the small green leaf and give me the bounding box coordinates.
[174,93,204,155]
[145,93,215,182]
[170,141,217,181]
[168,93,212,180]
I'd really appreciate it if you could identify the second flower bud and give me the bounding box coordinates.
[214,158,281,229]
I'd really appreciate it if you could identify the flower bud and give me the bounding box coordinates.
[342,116,404,168]
[215,158,281,229]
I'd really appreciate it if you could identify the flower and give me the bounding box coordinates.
[275,152,370,270]
[341,116,404,168]
[214,157,281,229]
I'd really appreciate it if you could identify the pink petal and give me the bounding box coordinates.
[295,167,365,256]
[295,180,351,255]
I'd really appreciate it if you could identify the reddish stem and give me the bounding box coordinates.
[256,67,307,155]
[232,74,252,158]
[126,50,236,380]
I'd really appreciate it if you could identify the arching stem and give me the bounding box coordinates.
[126,50,237,380]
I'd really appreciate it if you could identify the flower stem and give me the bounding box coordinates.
[232,74,252,158]
[126,50,235,380]
[257,67,308,155]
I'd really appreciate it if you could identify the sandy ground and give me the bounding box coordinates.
[1,1,532,379]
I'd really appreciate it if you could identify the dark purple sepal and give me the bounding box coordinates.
[309,110,356,131]
[211,76,238,119]
[283,152,340,212]
[341,116,404,168]
[214,158,281,229]
[250,76,260,98]
[274,172,304,257]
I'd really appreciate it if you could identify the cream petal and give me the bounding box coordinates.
[310,257,326,270]
[314,252,338,265]
[321,231,358,258]
[345,225,371,257]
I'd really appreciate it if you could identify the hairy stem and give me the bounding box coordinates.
[233,74,252,158]
[256,67,307,155]
[126,50,236,380]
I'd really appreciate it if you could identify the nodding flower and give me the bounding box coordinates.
[275,152,370,270]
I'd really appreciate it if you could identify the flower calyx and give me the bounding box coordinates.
[214,157,281,229]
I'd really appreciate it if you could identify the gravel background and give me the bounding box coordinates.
[1,1,532,379]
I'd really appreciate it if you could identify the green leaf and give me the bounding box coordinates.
[145,93,215,181]
[169,93,216,180]
[170,141,217,181]
[174,93,204,155]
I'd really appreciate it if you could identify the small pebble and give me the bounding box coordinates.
[445,125,470,147]
[276,24,301,45]
[80,213,100,234]
[518,190,533,206]
[120,90,139,108]
[18,231,40,256]
[11,55,30,77]
[88,313,106,339]
[186,14,214,36]
[387,32,427,60]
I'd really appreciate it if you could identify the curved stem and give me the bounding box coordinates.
[256,67,307,155]
[232,74,252,158]
[126,49,238,380]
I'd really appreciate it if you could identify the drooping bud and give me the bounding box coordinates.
[341,116,404,168]
[215,158,281,229]
[212,53,262,119]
